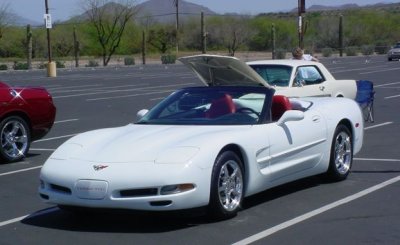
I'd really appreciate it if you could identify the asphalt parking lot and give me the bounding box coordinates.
[0,55,399,244]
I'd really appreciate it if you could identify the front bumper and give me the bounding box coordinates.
[39,159,212,211]
[388,53,400,60]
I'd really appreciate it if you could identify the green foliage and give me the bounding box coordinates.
[1,6,400,60]
[124,57,135,65]
[361,45,374,55]
[37,63,46,69]
[275,48,287,59]
[322,48,333,57]
[0,64,7,70]
[375,40,390,54]
[86,60,99,67]
[161,54,176,64]
[148,25,176,54]
[345,46,359,56]
[13,61,28,70]
[56,60,65,68]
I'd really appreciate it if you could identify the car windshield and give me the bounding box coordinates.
[249,64,292,87]
[136,86,273,125]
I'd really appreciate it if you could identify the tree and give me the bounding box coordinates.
[208,16,254,56]
[0,3,13,40]
[147,25,176,54]
[81,0,139,66]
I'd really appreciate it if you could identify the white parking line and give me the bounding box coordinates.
[374,81,400,88]
[0,166,42,177]
[360,67,400,74]
[384,94,400,99]
[33,134,78,143]
[0,215,29,227]
[54,119,79,124]
[30,148,56,151]
[53,83,194,99]
[233,174,400,245]
[364,122,393,130]
[0,207,59,228]
[355,158,400,162]
[87,90,176,101]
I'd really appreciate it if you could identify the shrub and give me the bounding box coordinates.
[0,64,7,70]
[13,62,28,70]
[322,48,333,57]
[124,57,135,66]
[361,45,374,55]
[161,54,176,64]
[86,60,99,67]
[38,63,46,69]
[345,46,358,56]
[56,60,65,68]
[375,41,390,54]
[275,49,287,59]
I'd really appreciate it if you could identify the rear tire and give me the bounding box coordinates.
[208,151,244,220]
[326,125,353,181]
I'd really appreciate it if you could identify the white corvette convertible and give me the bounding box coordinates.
[39,56,364,219]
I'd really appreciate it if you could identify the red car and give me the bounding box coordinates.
[0,81,56,162]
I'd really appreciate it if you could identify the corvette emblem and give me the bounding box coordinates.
[93,165,108,171]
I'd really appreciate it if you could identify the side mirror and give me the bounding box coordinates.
[136,109,149,121]
[277,110,304,126]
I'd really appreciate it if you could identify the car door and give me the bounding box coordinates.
[290,66,331,97]
[265,109,328,182]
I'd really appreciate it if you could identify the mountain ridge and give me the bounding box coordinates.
[6,1,400,26]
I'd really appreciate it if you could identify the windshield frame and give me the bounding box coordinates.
[136,86,274,126]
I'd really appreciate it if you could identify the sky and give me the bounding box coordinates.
[3,0,400,23]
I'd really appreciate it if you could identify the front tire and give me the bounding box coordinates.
[0,116,30,162]
[208,151,244,219]
[326,124,353,181]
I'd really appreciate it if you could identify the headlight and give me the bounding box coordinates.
[155,146,199,164]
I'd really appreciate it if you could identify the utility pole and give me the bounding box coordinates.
[174,0,179,55]
[298,0,306,49]
[45,0,52,63]
[201,12,206,54]
[27,24,32,69]
[73,26,80,67]
[44,0,56,77]
[271,23,276,59]
[339,14,344,57]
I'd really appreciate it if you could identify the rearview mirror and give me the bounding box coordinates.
[277,110,304,126]
[136,109,149,121]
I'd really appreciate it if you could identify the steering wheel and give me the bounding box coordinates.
[237,107,260,117]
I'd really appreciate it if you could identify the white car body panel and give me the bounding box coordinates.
[39,90,363,211]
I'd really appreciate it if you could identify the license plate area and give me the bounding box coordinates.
[75,180,108,199]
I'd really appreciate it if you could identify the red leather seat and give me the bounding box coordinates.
[206,94,236,118]
[271,95,292,121]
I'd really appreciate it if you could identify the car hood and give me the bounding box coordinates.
[179,55,271,88]
[51,124,250,163]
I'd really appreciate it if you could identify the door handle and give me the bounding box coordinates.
[319,86,325,91]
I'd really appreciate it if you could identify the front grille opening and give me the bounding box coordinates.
[150,200,172,207]
[120,188,158,197]
[50,184,72,194]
